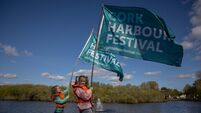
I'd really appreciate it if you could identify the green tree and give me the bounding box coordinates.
[193,79,201,100]
[140,81,159,90]
[183,84,196,99]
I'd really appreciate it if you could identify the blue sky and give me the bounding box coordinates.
[0,0,201,91]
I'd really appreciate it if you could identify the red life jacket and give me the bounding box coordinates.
[72,84,92,103]
[54,91,66,108]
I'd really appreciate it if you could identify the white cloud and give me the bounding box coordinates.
[191,26,201,39]
[0,43,32,57]
[41,72,49,77]
[69,68,112,77]
[176,73,195,79]
[0,43,19,56]
[195,70,201,79]
[22,50,33,56]
[120,62,126,67]
[106,76,120,81]
[144,71,161,76]
[110,81,123,86]
[181,41,193,49]
[70,69,93,77]
[182,0,201,60]
[0,73,17,78]
[190,1,201,26]
[177,70,201,79]
[124,74,133,80]
[41,72,65,81]
[105,73,133,82]
[47,75,65,81]
[69,67,133,82]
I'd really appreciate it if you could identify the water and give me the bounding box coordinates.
[0,101,201,113]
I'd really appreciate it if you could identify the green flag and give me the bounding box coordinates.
[79,32,124,81]
[97,5,183,67]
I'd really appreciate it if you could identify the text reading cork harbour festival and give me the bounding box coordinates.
[104,11,172,53]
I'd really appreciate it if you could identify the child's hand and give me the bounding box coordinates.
[67,93,70,98]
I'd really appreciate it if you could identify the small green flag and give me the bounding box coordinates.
[79,32,124,81]
[98,5,183,67]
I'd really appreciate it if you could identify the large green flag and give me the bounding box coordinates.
[79,32,124,81]
[97,5,183,67]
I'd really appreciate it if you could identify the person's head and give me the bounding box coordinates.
[51,85,61,100]
[78,75,88,85]
[51,85,61,95]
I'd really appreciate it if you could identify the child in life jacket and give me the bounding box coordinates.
[72,75,94,113]
[51,85,69,113]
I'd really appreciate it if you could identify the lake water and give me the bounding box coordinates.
[0,101,201,113]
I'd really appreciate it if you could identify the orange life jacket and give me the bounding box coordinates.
[72,84,92,103]
[54,91,66,108]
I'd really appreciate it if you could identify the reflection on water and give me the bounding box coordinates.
[0,101,201,113]
[96,98,104,112]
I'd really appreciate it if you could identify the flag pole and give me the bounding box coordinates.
[70,28,94,87]
[69,58,80,85]
[90,5,104,87]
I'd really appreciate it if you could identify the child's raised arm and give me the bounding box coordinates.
[63,85,70,95]
[54,95,69,104]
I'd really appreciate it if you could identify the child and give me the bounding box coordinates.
[51,85,69,113]
[72,75,94,113]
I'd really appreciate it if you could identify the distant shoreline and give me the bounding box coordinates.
[0,81,200,104]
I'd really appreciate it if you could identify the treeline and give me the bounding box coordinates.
[183,79,201,101]
[0,84,52,101]
[0,80,200,103]
[92,81,164,103]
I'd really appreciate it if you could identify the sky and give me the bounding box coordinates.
[0,0,201,91]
